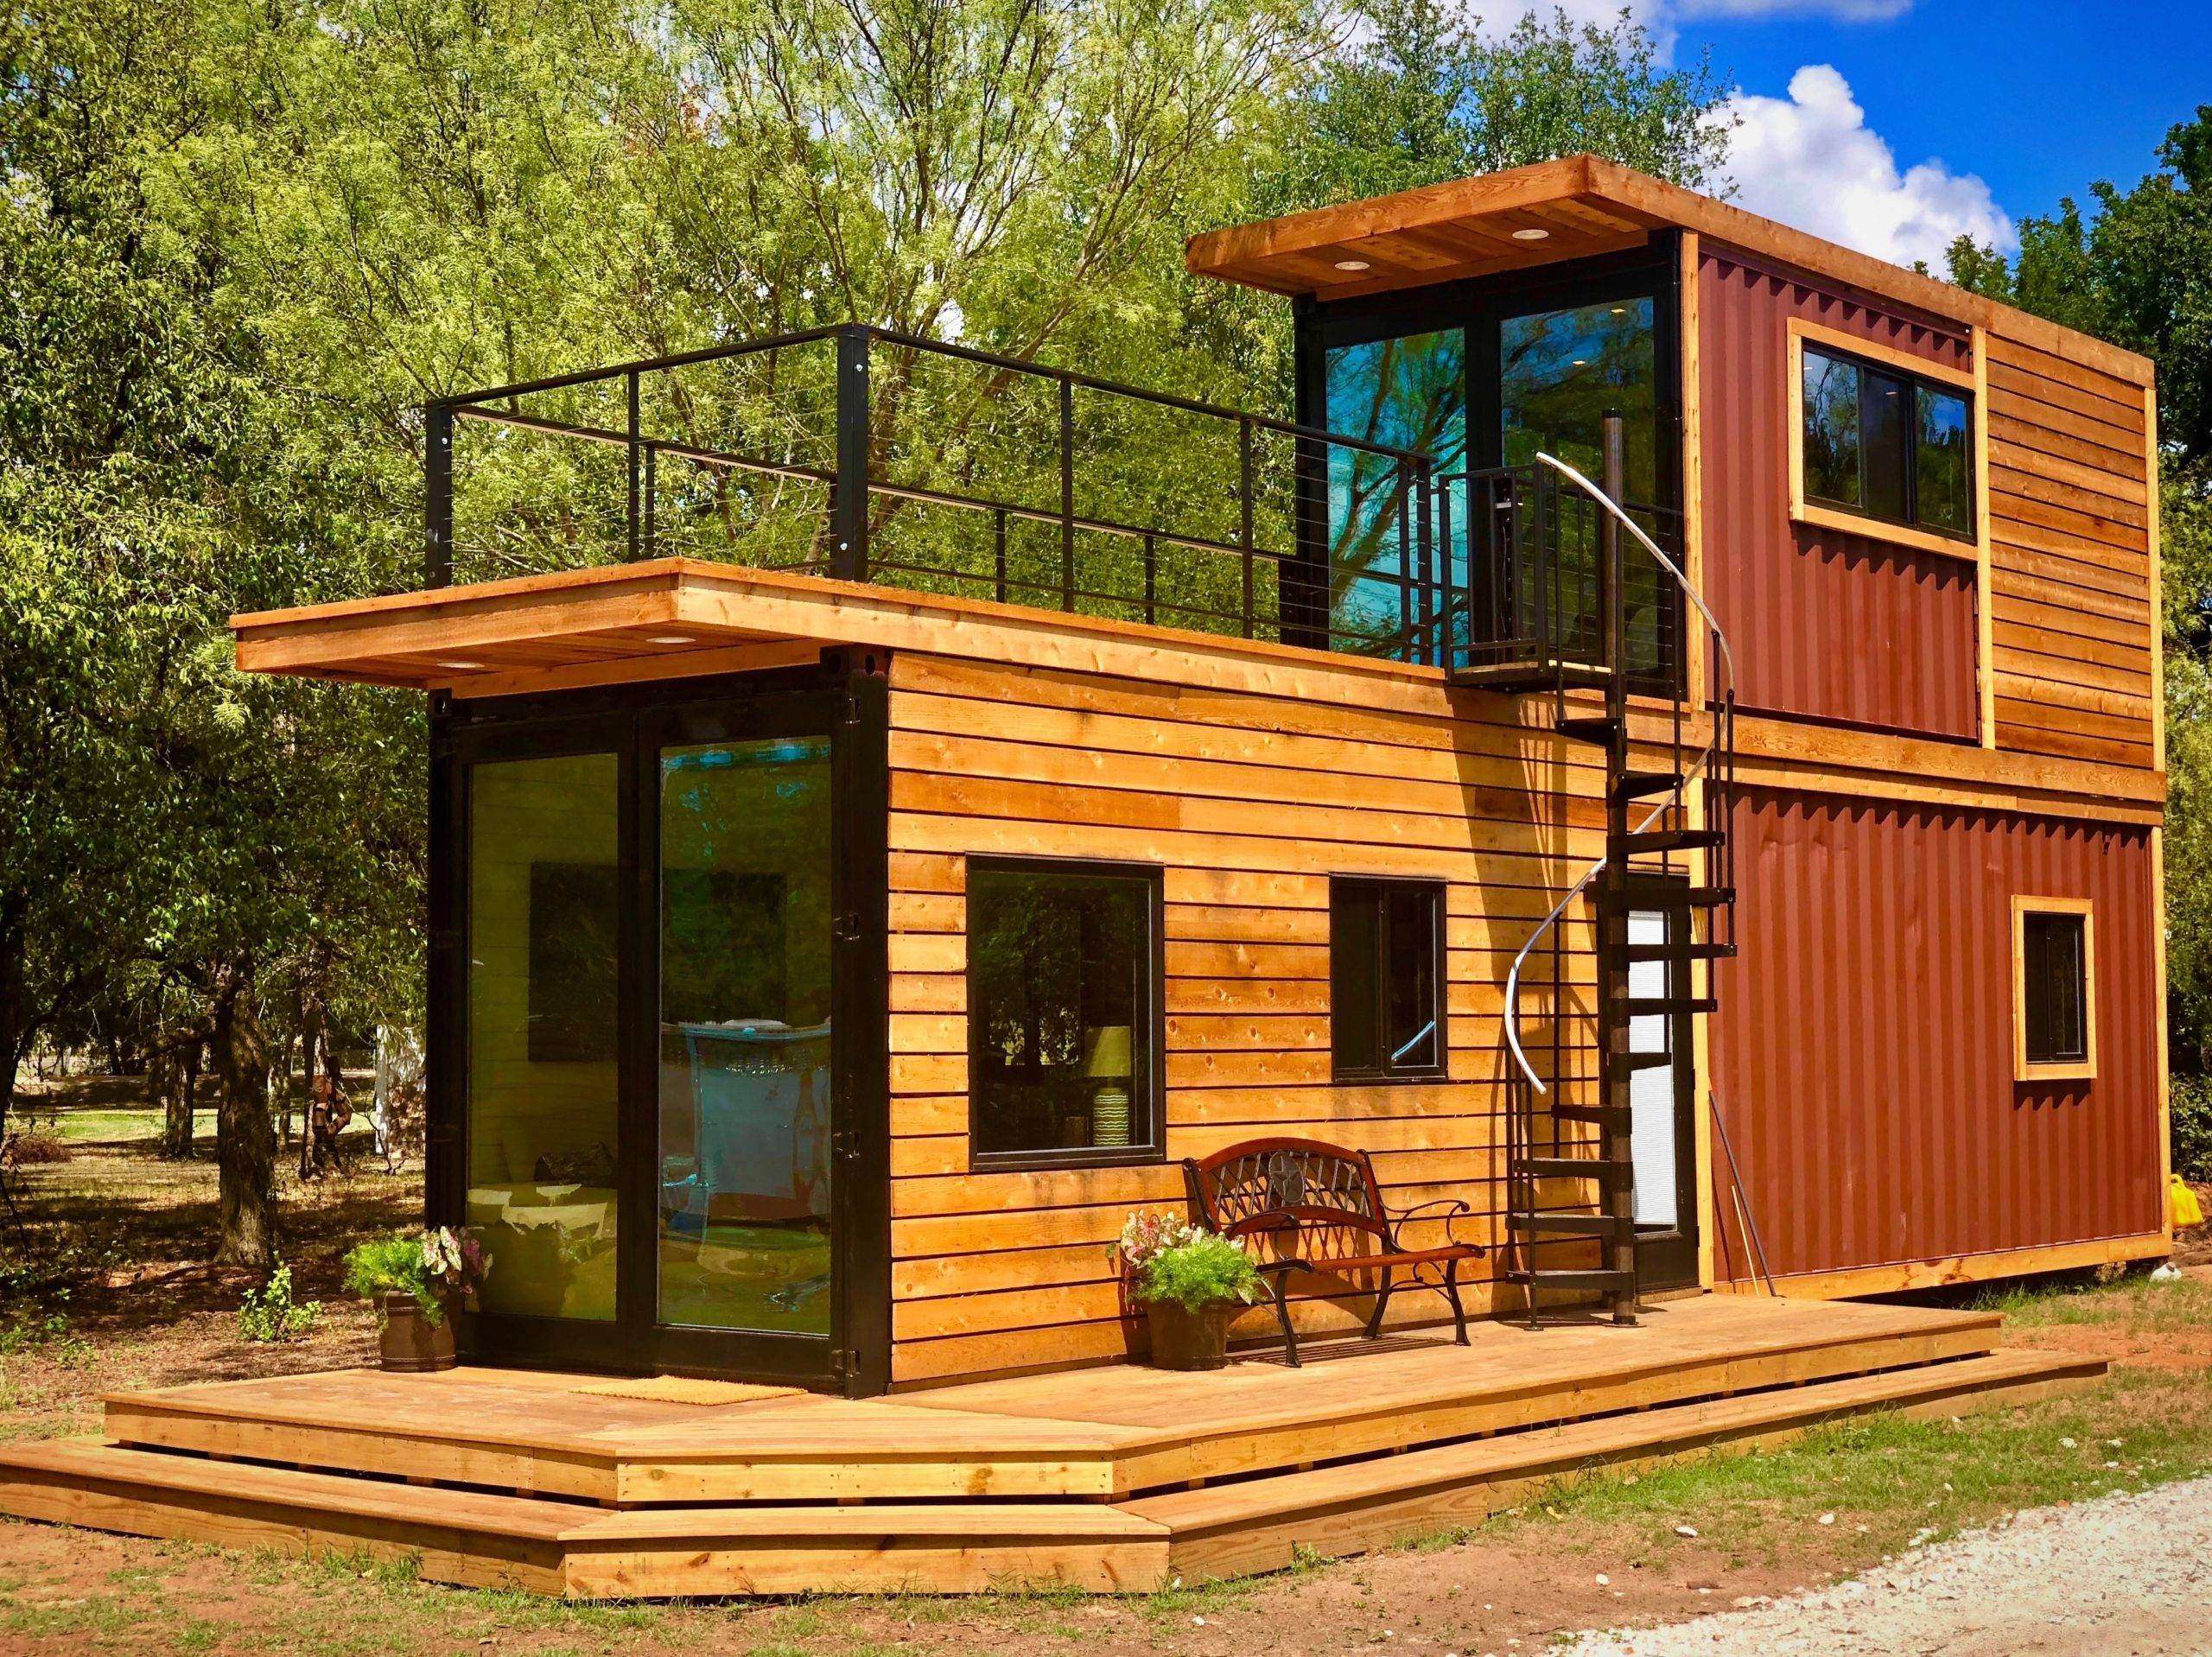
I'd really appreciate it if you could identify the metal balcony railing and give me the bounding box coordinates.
[425,324,1455,666]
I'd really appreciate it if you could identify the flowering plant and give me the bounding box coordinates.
[1109,1209,1198,1275]
[421,1226,491,1296]
[1109,1209,1262,1311]
[344,1228,491,1328]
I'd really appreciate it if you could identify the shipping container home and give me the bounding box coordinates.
[0,156,2164,1595]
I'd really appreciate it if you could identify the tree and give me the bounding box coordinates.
[1263,1,1732,215]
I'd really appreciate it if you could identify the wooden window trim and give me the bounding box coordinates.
[1328,875,1450,1084]
[964,854,1166,1172]
[2011,894,2097,1083]
[1786,317,1980,562]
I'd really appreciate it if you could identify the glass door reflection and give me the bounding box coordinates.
[656,735,835,1336]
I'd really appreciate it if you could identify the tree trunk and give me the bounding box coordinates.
[169,1039,200,1159]
[212,970,276,1267]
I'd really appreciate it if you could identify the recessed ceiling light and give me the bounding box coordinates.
[646,634,696,645]
[1332,258,1371,272]
[436,659,485,670]
[1611,306,1627,314]
[1510,227,1550,242]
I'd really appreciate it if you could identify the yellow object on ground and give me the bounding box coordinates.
[2171,1174,2205,1230]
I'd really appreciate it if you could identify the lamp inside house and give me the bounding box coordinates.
[1084,1025,1134,1147]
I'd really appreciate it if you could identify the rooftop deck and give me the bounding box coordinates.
[0,1295,2100,1597]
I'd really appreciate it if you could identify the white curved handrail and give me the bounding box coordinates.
[1502,452,1737,1094]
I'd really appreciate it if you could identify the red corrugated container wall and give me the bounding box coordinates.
[1708,786,2164,1281]
[1699,251,1980,740]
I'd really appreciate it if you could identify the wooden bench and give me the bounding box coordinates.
[1182,1137,1487,1367]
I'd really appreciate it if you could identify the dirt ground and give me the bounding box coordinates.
[4,1082,2212,1656]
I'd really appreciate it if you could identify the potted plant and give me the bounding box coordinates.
[343,1227,489,1372]
[1110,1209,1262,1371]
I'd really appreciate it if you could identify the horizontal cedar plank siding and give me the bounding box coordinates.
[1982,335,2157,768]
[1699,250,1979,740]
[883,651,1605,1383]
[1708,786,2162,1282]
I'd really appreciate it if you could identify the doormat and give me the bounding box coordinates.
[571,1376,803,1406]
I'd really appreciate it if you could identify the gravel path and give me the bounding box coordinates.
[1562,1477,2212,1656]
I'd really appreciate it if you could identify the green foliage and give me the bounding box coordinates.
[1128,1231,1263,1310]
[1263,0,1732,215]
[236,1261,321,1343]
[2172,1075,2212,1184]
[343,1235,440,1324]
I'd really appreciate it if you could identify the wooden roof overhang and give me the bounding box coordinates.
[226,557,1459,702]
[1186,154,2155,386]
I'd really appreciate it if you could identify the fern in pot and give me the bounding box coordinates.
[1111,1210,1262,1370]
[343,1228,489,1372]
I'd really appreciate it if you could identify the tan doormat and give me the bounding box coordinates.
[571,1376,802,1406]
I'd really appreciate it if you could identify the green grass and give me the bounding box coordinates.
[1977,1269,2212,1332]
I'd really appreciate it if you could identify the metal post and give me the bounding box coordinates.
[643,441,658,561]
[993,507,1007,604]
[833,327,871,581]
[1599,409,1637,1326]
[1144,532,1157,625]
[1414,457,1435,665]
[425,403,454,588]
[626,370,642,562]
[1239,416,1255,638]
[1059,376,1076,612]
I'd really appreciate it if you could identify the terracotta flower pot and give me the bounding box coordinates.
[1142,1298,1239,1370]
[376,1291,458,1372]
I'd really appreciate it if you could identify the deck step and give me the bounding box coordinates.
[0,1439,1168,1597]
[1124,1349,2107,1582]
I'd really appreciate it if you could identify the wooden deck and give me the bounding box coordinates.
[0,1296,2102,1597]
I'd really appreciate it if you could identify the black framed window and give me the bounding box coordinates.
[1801,343,1974,539]
[2021,911,2088,1066]
[1331,878,1446,1081]
[967,858,1163,1167]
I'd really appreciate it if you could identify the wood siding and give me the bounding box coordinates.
[1698,250,1980,739]
[882,651,1608,1384]
[1983,336,2157,767]
[1708,785,2164,1284]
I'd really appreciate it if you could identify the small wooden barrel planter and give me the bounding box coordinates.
[376,1292,459,1372]
[1143,1299,1238,1371]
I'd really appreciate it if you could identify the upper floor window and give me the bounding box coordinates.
[1794,325,1975,549]
[2012,897,2095,1082]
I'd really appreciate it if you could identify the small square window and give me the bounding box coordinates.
[968,859,1162,1168]
[1331,878,1446,1082]
[2012,898,2095,1082]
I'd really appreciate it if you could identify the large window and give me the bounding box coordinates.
[2012,897,2095,1082]
[968,859,1162,1167]
[1796,327,1974,545]
[1331,878,1446,1082]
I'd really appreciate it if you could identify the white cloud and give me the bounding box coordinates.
[1718,64,2015,270]
[1454,0,1915,60]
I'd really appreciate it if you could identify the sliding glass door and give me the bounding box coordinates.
[435,668,887,1392]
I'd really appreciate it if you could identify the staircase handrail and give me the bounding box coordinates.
[1502,452,1738,1094]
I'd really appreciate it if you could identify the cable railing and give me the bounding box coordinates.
[425,324,1454,666]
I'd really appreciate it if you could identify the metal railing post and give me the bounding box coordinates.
[425,403,454,588]
[1239,416,1255,638]
[1144,532,1157,625]
[833,327,872,581]
[1414,456,1435,665]
[1058,375,1076,612]
[643,441,658,561]
[626,370,642,562]
[993,507,1007,604]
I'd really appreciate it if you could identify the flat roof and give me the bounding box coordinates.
[1185,155,2152,386]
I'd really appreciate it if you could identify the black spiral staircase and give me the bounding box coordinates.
[1446,416,1738,1325]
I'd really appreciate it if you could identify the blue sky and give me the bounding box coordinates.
[1473,1,2210,268]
